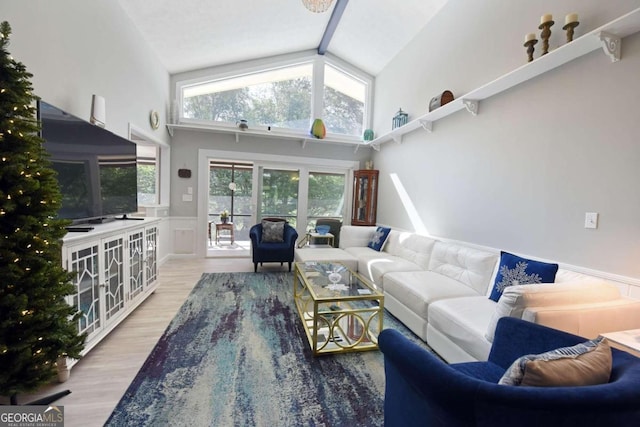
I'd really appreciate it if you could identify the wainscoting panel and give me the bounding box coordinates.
[173,228,195,254]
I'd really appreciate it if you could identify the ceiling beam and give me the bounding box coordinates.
[317,0,349,55]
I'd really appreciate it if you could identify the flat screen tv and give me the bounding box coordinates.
[38,100,138,224]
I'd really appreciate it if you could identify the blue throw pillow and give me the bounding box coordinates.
[367,227,391,252]
[489,251,558,302]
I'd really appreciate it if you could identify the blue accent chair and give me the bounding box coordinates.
[379,317,640,427]
[249,220,298,272]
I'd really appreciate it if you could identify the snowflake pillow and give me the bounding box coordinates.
[367,226,391,252]
[489,251,558,302]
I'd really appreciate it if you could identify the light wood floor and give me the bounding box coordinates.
[1,257,281,427]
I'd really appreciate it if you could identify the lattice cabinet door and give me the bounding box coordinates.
[127,229,145,302]
[60,218,161,379]
[101,235,125,324]
[65,241,101,341]
[144,226,158,288]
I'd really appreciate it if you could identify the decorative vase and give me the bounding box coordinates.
[221,216,228,223]
[363,129,374,141]
[310,118,326,139]
[236,119,248,131]
[328,271,342,285]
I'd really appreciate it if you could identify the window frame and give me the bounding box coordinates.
[175,52,373,139]
[128,123,170,210]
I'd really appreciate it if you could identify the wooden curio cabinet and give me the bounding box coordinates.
[351,170,379,226]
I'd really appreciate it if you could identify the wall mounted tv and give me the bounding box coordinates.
[38,100,138,224]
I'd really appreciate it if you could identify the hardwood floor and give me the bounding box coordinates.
[0,257,272,427]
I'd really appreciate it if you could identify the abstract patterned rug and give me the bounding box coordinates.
[105,272,432,426]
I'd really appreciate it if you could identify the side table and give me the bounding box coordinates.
[308,232,334,247]
[215,222,234,245]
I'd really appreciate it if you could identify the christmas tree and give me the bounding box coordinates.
[0,21,85,404]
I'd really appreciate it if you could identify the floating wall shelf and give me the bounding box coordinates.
[166,123,369,152]
[366,7,640,151]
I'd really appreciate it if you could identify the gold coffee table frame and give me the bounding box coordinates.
[293,261,384,356]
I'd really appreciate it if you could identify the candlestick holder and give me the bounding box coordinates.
[524,39,538,62]
[562,20,579,43]
[538,19,554,55]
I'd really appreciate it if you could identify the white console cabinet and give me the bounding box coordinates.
[59,218,160,379]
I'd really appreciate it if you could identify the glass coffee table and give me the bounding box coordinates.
[293,261,384,355]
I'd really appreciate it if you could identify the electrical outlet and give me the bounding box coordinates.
[584,212,598,229]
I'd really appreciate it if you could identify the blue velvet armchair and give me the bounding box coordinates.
[379,317,640,427]
[249,220,298,272]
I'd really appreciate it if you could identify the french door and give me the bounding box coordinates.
[209,161,253,242]
[259,167,300,227]
[201,151,357,256]
[257,167,346,234]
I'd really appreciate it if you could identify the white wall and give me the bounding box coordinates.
[2,0,170,143]
[373,0,640,279]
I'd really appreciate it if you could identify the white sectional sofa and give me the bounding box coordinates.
[333,225,640,363]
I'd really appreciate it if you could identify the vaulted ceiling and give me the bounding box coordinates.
[117,0,449,76]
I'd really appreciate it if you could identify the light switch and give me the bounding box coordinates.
[584,212,598,229]
[187,187,193,194]
[182,194,193,202]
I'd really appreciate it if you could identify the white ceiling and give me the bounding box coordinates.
[117,0,449,76]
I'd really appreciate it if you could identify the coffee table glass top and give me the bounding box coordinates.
[296,261,381,300]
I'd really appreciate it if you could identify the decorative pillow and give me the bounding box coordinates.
[367,227,391,251]
[484,280,619,342]
[261,220,285,243]
[499,337,612,387]
[489,251,558,302]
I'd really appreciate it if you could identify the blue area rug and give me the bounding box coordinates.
[106,272,432,426]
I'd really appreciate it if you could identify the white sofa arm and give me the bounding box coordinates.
[523,298,640,339]
[484,280,622,341]
[339,225,376,249]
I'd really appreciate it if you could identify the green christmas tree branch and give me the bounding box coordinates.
[0,21,86,401]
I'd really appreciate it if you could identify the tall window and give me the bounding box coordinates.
[183,64,313,131]
[209,161,253,240]
[261,168,299,227]
[178,55,372,137]
[323,64,366,137]
[307,171,345,226]
[136,144,159,205]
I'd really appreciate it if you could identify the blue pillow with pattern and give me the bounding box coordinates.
[489,251,558,302]
[367,227,391,251]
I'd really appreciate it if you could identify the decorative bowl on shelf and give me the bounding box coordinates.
[316,225,330,235]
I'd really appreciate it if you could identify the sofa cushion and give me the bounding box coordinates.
[428,242,498,295]
[489,252,558,302]
[339,225,377,249]
[428,296,496,361]
[369,258,422,288]
[499,337,612,387]
[367,226,391,251]
[554,269,610,284]
[485,280,620,342]
[343,247,422,287]
[384,271,480,320]
[384,232,436,270]
[343,246,388,260]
